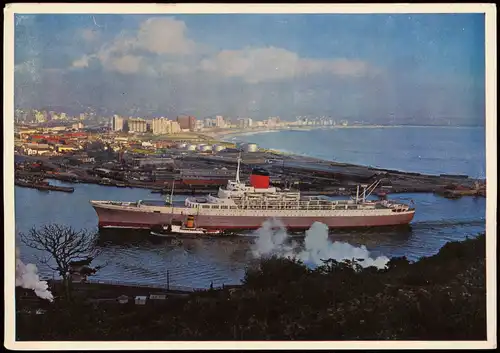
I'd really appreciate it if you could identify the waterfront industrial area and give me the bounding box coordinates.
[14,112,486,200]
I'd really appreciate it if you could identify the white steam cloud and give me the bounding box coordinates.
[16,248,54,302]
[252,219,390,269]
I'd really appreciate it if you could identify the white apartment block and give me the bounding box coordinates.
[128,118,148,133]
[152,117,172,135]
[215,115,225,128]
[112,115,125,131]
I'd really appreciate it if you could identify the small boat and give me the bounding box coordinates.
[99,178,112,185]
[150,217,223,237]
[171,223,223,235]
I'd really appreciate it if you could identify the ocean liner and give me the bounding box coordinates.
[91,155,415,230]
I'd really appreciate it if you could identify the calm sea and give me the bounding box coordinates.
[233,126,486,178]
[14,126,487,289]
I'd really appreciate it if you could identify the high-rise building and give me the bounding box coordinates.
[176,115,196,131]
[152,117,171,135]
[112,115,125,131]
[128,118,148,133]
[170,121,181,134]
[195,120,204,130]
[204,118,214,128]
[215,115,225,128]
[151,117,182,134]
[238,117,253,128]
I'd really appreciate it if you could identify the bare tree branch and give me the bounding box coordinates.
[19,224,104,292]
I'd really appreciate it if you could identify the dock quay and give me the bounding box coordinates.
[14,151,486,199]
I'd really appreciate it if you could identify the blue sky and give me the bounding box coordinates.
[14,13,485,124]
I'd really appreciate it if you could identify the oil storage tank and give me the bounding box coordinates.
[244,143,258,152]
[198,145,212,152]
[213,144,226,152]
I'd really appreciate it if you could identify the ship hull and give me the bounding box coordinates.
[92,203,415,230]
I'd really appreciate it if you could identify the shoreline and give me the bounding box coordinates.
[206,124,484,140]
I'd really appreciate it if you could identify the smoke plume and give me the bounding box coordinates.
[252,219,390,269]
[15,248,54,302]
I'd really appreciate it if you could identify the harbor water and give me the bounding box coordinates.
[14,126,487,289]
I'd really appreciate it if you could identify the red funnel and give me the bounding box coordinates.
[250,168,270,189]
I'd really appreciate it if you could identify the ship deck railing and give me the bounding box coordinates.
[191,199,394,211]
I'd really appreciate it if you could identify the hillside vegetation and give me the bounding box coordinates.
[16,233,486,340]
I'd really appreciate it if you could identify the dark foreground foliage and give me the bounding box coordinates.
[16,233,486,340]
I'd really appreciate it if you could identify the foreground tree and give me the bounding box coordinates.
[20,224,104,299]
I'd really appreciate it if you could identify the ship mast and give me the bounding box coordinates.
[235,152,242,183]
[169,179,175,204]
[169,179,175,227]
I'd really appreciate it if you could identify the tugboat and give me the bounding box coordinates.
[150,216,224,237]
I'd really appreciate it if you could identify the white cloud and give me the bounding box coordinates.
[159,61,193,75]
[200,47,375,83]
[200,47,299,83]
[136,17,196,55]
[108,55,143,74]
[72,55,92,68]
[70,17,375,82]
[71,17,198,75]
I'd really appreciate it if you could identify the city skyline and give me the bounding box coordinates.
[14,13,485,125]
